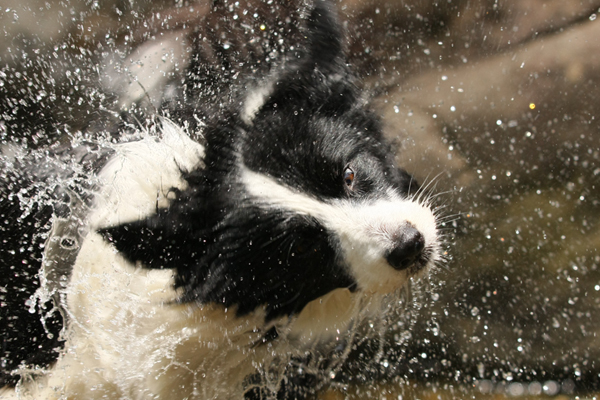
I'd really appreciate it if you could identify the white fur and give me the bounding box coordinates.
[5,124,390,400]
[241,81,275,125]
[91,120,204,227]
[240,166,440,293]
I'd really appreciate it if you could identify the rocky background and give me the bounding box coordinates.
[2,0,600,398]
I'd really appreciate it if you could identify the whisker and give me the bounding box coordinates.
[414,170,446,204]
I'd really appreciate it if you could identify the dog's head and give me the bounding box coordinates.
[99,0,440,322]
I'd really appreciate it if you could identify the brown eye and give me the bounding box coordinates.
[343,167,355,188]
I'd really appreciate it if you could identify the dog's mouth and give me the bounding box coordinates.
[406,247,434,275]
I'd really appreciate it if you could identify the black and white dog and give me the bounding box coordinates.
[1,0,441,398]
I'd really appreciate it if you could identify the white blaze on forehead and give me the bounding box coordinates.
[240,167,439,293]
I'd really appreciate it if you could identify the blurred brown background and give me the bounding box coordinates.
[342,0,600,396]
[342,0,600,395]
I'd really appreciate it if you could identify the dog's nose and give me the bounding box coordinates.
[385,226,425,271]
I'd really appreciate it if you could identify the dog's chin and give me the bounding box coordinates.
[349,260,416,296]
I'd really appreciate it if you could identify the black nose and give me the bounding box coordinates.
[385,226,425,271]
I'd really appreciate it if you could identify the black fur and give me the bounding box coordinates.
[100,1,415,323]
[1,1,432,397]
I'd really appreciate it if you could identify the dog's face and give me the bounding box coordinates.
[100,1,440,323]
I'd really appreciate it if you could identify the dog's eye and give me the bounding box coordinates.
[343,167,355,188]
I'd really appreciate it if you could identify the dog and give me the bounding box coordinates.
[0,0,441,398]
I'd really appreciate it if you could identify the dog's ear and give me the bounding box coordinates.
[98,213,198,270]
[258,0,355,117]
[303,0,345,74]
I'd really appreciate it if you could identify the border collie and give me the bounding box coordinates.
[0,0,441,398]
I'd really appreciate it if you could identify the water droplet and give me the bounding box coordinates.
[528,382,543,395]
[25,298,35,313]
[543,381,560,396]
[508,383,524,396]
[60,237,77,249]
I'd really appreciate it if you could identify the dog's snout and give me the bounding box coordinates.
[385,226,425,271]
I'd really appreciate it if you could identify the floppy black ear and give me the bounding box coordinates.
[98,213,198,270]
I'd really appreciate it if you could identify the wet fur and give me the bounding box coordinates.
[1,1,440,399]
